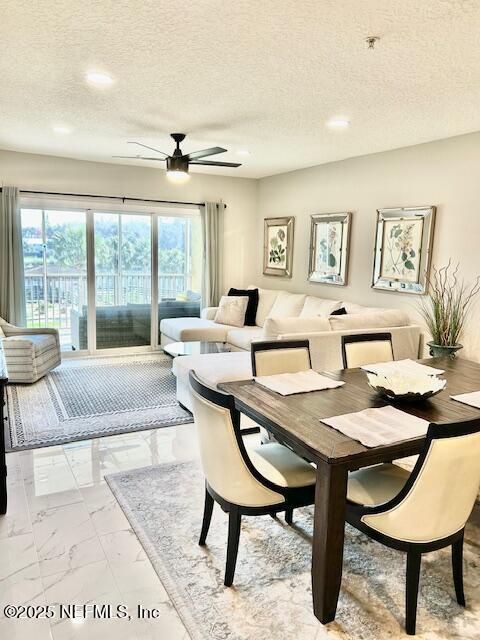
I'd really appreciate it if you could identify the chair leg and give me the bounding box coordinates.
[406,551,421,636]
[224,507,241,587]
[285,507,293,525]
[452,532,466,606]
[198,488,214,546]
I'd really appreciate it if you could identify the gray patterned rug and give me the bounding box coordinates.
[106,461,480,640]
[6,354,192,451]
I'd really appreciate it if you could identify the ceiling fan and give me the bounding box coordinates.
[113,133,241,183]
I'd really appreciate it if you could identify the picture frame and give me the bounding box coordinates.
[263,216,295,277]
[372,206,436,294]
[308,212,351,286]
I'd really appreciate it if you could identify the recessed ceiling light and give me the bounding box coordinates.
[236,149,250,156]
[53,125,71,134]
[86,71,114,86]
[326,118,350,129]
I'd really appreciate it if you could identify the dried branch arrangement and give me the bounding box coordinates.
[418,261,480,346]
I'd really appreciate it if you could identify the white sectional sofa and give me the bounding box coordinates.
[161,286,422,411]
[160,287,418,351]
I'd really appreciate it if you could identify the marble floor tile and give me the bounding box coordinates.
[41,560,128,640]
[32,502,105,577]
[100,529,167,596]
[0,617,54,640]
[23,460,82,517]
[80,484,130,536]
[0,480,32,539]
[0,533,44,607]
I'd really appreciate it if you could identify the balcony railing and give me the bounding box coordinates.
[24,272,190,329]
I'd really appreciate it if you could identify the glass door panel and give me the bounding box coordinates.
[157,216,201,343]
[21,209,88,352]
[21,209,45,329]
[94,213,151,349]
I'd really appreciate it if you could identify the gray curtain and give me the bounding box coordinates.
[200,202,225,307]
[0,186,26,325]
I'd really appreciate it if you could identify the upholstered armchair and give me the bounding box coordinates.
[0,318,61,383]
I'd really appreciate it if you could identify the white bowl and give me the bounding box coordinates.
[366,372,447,402]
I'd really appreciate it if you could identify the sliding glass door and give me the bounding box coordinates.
[94,212,152,349]
[21,205,201,354]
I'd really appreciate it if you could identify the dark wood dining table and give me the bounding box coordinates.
[219,357,480,625]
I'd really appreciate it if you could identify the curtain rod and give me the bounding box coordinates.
[0,188,226,208]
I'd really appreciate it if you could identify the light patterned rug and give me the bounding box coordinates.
[106,460,480,640]
[6,354,192,451]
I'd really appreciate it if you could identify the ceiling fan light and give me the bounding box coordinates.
[166,169,190,183]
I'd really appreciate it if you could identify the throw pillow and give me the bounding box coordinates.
[330,307,347,315]
[228,288,259,326]
[214,296,249,327]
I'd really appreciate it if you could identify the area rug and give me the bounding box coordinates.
[106,460,480,640]
[6,354,192,451]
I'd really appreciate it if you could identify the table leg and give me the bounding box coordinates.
[312,462,348,624]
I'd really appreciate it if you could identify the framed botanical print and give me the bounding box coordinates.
[308,212,351,285]
[263,216,295,277]
[372,206,436,294]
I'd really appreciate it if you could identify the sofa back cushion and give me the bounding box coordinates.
[268,291,306,319]
[343,301,384,314]
[300,296,343,318]
[263,316,331,338]
[228,288,258,326]
[329,309,409,331]
[248,286,282,327]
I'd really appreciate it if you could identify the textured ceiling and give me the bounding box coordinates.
[1,0,480,178]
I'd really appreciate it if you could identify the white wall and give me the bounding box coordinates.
[257,132,480,359]
[0,149,258,289]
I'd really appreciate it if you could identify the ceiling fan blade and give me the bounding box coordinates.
[189,160,241,167]
[184,146,227,160]
[127,141,169,157]
[112,155,166,161]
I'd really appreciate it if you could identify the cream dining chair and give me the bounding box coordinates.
[189,370,316,587]
[346,417,480,635]
[250,339,312,502]
[341,332,394,369]
[251,339,311,377]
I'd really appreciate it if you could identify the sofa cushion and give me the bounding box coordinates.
[262,316,331,338]
[342,302,383,314]
[228,288,259,326]
[329,309,409,331]
[214,296,249,327]
[300,296,343,317]
[248,286,282,327]
[172,351,252,388]
[268,291,306,319]
[227,327,264,350]
[160,317,233,342]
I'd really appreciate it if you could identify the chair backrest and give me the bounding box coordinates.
[363,418,480,543]
[341,332,393,369]
[188,371,284,507]
[251,339,311,376]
